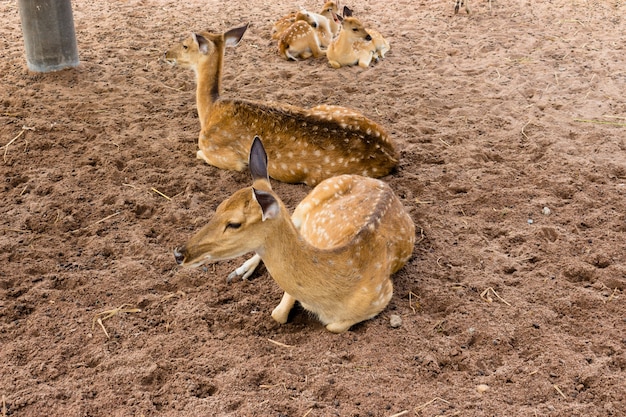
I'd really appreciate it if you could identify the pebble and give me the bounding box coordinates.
[390,314,402,328]
[542,206,551,215]
[476,384,490,393]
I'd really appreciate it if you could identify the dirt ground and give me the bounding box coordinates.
[1,0,625,416]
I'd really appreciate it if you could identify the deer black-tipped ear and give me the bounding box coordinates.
[225,23,249,47]
[249,136,269,182]
[342,6,353,17]
[252,189,279,221]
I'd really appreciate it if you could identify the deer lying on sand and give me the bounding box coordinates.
[174,137,415,333]
[326,15,377,68]
[272,1,340,41]
[277,14,325,60]
[164,24,397,186]
[342,6,390,61]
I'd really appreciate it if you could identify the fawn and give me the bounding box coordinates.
[342,6,390,61]
[277,14,325,60]
[174,137,415,333]
[326,15,377,68]
[164,24,398,186]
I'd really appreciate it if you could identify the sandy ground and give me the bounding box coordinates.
[1,0,625,416]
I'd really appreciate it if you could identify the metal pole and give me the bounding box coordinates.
[17,0,79,72]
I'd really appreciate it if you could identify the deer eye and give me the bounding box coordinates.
[352,28,359,32]
[183,45,188,50]
[226,222,242,230]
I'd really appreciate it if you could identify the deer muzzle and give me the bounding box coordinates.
[173,247,186,265]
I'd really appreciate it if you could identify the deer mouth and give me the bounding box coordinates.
[173,247,212,268]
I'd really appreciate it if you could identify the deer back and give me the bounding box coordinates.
[201,99,397,185]
[292,174,415,274]
[278,18,323,60]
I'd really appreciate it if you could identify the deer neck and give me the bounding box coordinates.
[258,212,344,299]
[194,51,223,130]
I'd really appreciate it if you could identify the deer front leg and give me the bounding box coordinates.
[227,253,262,282]
[272,292,297,324]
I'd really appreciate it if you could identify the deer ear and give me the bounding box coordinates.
[224,23,249,47]
[342,6,352,17]
[249,136,269,183]
[252,189,280,221]
[193,33,210,54]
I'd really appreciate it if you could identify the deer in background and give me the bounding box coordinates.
[277,12,325,60]
[454,0,471,14]
[342,6,390,62]
[174,137,416,333]
[326,15,377,68]
[164,24,397,186]
[272,1,340,41]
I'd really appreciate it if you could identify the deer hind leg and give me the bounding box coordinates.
[325,319,359,333]
[272,292,297,324]
[309,36,325,58]
[196,149,247,171]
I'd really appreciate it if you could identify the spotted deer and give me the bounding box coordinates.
[272,1,340,41]
[174,137,415,333]
[277,14,325,60]
[164,24,397,186]
[326,15,376,68]
[342,6,390,61]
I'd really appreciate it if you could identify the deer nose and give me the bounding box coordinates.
[173,248,186,265]
[365,34,372,41]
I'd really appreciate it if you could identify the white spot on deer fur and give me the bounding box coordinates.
[314,150,321,157]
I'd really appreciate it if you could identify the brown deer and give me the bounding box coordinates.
[342,6,390,61]
[326,16,376,68]
[164,24,397,186]
[272,1,340,41]
[277,14,325,60]
[174,137,415,333]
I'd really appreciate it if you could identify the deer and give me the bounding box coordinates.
[277,14,325,60]
[173,137,416,333]
[326,15,377,68]
[342,6,390,61]
[454,0,471,14]
[164,24,398,186]
[454,0,494,14]
[272,1,340,41]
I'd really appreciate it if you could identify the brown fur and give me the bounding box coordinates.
[271,1,339,40]
[277,17,324,60]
